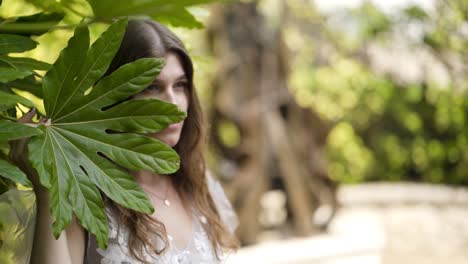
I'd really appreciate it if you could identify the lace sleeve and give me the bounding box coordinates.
[206,171,239,234]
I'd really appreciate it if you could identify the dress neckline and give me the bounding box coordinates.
[167,207,197,252]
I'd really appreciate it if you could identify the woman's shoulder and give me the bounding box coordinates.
[205,170,239,234]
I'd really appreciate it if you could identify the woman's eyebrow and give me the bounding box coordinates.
[175,74,187,81]
[153,74,187,84]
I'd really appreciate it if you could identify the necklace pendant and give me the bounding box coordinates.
[164,199,171,206]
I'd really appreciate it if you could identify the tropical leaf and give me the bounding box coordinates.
[152,7,204,29]
[51,18,128,119]
[45,128,107,242]
[42,24,90,118]
[0,12,65,36]
[23,0,64,13]
[6,76,43,98]
[27,18,187,248]
[0,56,50,83]
[0,159,32,188]
[0,67,33,83]
[0,189,36,264]
[0,34,37,54]
[0,90,34,111]
[14,12,64,24]
[87,0,219,26]
[0,55,51,71]
[0,120,41,140]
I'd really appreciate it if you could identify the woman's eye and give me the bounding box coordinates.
[146,84,161,91]
[175,81,188,89]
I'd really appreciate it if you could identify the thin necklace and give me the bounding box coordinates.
[142,180,171,207]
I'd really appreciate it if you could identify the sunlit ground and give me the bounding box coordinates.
[227,183,468,264]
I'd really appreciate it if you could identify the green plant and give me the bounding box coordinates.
[0,0,222,260]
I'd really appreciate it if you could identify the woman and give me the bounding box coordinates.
[19,19,239,264]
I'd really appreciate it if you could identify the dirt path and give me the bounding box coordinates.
[227,183,468,264]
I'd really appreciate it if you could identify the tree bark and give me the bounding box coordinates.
[207,1,337,244]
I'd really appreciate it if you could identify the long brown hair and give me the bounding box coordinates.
[103,19,239,262]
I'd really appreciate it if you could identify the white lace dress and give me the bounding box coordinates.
[84,174,238,264]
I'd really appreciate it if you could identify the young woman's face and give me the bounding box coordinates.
[132,53,189,147]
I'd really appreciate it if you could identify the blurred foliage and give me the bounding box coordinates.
[0,189,35,264]
[287,0,468,185]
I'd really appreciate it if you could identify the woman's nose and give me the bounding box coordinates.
[161,87,178,105]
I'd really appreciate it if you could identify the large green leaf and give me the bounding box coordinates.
[6,76,43,98]
[152,7,204,29]
[57,98,184,132]
[0,56,50,83]
[0,55,51,71]
[47,128,108,245]
[0,120,42,141]
[42,24,90,118]
[14,12,64,24]
[28,127,54,189]
[0,12,65,36]
[87,0,219,26]
[0,90,34,111]
[52,18,128,119]
[0,67,32,83]
[0,34,37,54]
[23,0,63,13]
[54,58,166,123]
[27,19,187,248]
[0,159,32,188]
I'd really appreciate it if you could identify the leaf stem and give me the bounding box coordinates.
[0,114,17,121]
[33,71,43,79]
[0,19,96,34]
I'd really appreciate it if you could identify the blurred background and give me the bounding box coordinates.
[200,1,468,263]
[1,0,468,263]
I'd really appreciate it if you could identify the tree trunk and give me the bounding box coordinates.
[207,1,337,245]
